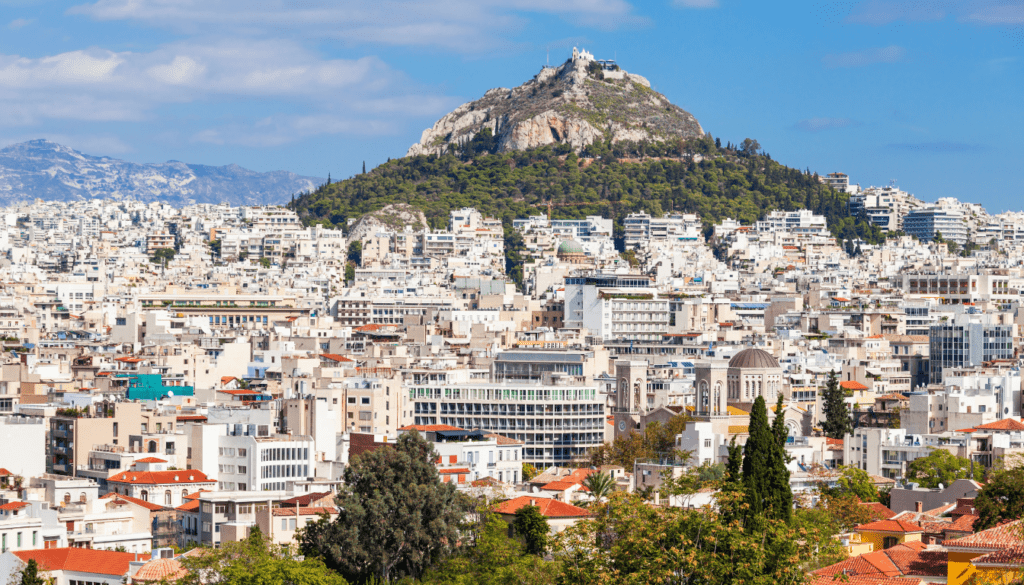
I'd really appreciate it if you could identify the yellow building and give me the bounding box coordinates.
[945,520,1024,585]
[854,518,924,551]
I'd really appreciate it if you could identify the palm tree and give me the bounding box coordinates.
[583,471,615,503]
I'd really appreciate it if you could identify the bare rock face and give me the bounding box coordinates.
[406,56,703,157]
[347,203,429,242]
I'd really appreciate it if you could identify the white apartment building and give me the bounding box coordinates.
[564,273,669,341]
[903,371,1022,435]
[407,382,605,467]
[904,199,969,245]
[215,429,317,493]
[623,212,702,247]
[844,427,939,479]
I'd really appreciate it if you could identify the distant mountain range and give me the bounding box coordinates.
[0,140,322,206]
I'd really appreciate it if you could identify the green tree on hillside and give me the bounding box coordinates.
[513,505,549,556]
[18,559,45,585]
[974,466,1024,531]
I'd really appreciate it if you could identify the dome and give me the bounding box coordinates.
[728,348,779,369]
[557,240,584,255]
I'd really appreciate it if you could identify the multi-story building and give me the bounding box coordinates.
[904,199,969,245]
[928,313,1015,384]
[844,427,938,479]
[564,273,669,341]
[623,212,702,247]
[406,380,605,466]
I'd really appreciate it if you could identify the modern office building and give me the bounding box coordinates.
[904,200,968,245]
[928,314,1015,384]
[406,381,605,466]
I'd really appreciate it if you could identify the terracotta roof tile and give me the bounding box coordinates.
[945,519,1024,550]
[841,381,869,391]
[108,470,214,485]
[135,457,167,464]
[398,424,463,432]
[281,492,334,506]
[13,548,136,577]
[493,496,591,518]
[972,544,1024,567]
[973,419,1024,431]
[856,519,924,533]
[859,502,896,520]
[99,492,167,511]
[132,558,187,582]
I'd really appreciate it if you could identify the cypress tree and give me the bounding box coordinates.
[742,396,792,525]
[771,392,787,446]
[822,370,853,440]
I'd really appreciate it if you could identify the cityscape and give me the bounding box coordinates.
[1,1,1023,584]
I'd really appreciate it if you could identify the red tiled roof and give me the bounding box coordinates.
[438,468,471,474]
[883,545,948,576]
[220,376,236,385]
[856,519,923,533]
[108,470,215,485]
[349,433,387,458]
[973,418,1024,431]
[815,550,901,578]
[972,545,1024,567]
[99,492,167,512]
[0,501,29,511]
[271,506,339,517]
[0,468,14,476]
[320,353,354,363]
[176,500,200,512]
[281,492,334,506]
[493,496,591,518]
[176,415,207,422]
[135,457,167,464]
[483,432,524,445]
[945,514,979,534]
[541,481,578,491]
[841,380,869,391]
[133,558,186,583]
[859,501,896,520]
[825,437,844,446]
[14,548,136,577]
[946,520,1024,550]
[399,424,463,432]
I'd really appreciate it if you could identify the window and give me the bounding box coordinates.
[112,422,118,437]
[165,491,172,506]
[361,397,370,405]
[238,448,247,457]
[16,532,21,547]
[202,522,211,533]
[214,504,227,514]
[704,439,711,448]
[140,490,148,502]
[882,536,899,549]
[238,504,252,515]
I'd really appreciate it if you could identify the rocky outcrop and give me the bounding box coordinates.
[347,203,429,241]
[406,56,703,157]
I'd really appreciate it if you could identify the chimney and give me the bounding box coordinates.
[915,501,923,513]
[530,499,536,506]
[654,491,660,506]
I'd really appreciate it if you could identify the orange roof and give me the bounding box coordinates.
[541,481,578,491]
[176,500,200,512]
[946,519,1024,550]
[271,506,339,517]
[220,376,236,385]
[400,424,464,432]
[973,545,1024,567]
[14,548,136,577]
[438,468,471,474]
[132,558,186,583]
[108,470,215,486]
[493,496,591,518]
[0,501,29,511]
[856,519,923,533]
[135,457,167,464]
[841,380,869,391]
[218,389,260,395]
[99,492,165,512]
[176,415,207,422]
[115,357,143,363]
[859,501,896,520]
[0,468,12,476]
[320,353,354,363]
[973,419,1024,432]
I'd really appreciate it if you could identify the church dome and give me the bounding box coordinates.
[557,240,584,256]
[728,348,779,369]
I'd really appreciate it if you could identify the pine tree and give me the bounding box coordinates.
[362,161,366,174]
[822,370,853,440]
[19,559,44,585]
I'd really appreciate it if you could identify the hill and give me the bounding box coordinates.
[406,52,703,157]
[291,136,887,284]
[0,139,322,206]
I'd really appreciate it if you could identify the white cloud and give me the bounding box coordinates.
[191,115,398,148]
[67,0,642,51]
[7,18,33,29]
[673,0,719,8]
[0,39,451,130]
[822,45,906,68]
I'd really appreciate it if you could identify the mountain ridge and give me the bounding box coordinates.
[0,139,323,206]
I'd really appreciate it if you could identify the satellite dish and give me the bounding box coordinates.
[167,390,174,397]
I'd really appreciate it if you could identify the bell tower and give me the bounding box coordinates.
[613,360,648,439]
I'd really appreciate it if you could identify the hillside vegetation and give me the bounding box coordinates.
[290,136,887,282]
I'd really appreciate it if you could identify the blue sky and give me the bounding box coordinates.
[1,0,1022,211]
